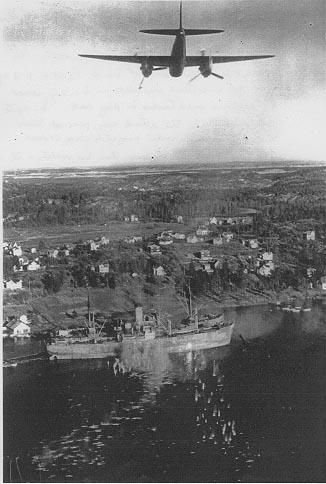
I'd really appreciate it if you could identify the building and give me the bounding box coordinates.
[148,244,162,255]
[159,238,173,246]
[202,263,214,273]
[258,261,275,277]
[173,232,186,240]
[209,217,218,225]
[222,232,234,243]
[213,236,223,246]
[304,230,316,241]
[307,267,316,278]
[130,214,139,223]
[321,276,326,290]
[196,250,211,261]
[258,265,272,277]
[100,236,110,246]
[12,243,23,257]
[187,235,201,244]
[262,251,274,262]
[3,280,23,290]
[249,239,259,249]
[153,266,166,277]
[7,320,31,338]
[27,261,41,271]
[48,249,59,259]
[196,226,210,237]
[98,263,110,274]
[90,240,100,251]
[176,215,183,224]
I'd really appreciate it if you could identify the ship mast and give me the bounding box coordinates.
[87,288,97,342]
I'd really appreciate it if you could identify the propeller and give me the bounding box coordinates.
[189,72,202,82]
[189,48,224,82]
[138,77,145,90]
[211,72,224,79]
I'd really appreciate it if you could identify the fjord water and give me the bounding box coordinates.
[3,305,326,483]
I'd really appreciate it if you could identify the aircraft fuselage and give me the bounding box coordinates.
[169,30,186,77]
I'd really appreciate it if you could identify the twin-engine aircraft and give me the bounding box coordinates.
[79,2,274,89]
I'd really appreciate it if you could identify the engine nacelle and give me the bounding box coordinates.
[140,61,153,78]
[199,57,213,78]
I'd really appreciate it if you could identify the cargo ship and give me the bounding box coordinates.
[47,292,234,360]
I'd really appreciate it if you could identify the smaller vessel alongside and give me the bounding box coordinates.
[3,361,18,368]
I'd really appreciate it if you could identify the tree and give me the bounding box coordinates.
[42,270,64,293]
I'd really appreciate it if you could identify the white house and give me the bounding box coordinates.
[258,261,275,277]
[321,276,326,290]
[98,263,110,274]
[249,239,259,249]
[214,260,222,269]
[48,249,59,259]
[187,235,201,244]
[100,236,110,246]
[27,261,41,271]
[4,280,23,290]
[262,251,274,261]
[159,238,173,246]
[19,314,30,325]
[12,244,23,257]
[307,267,316,278]
[197,250,211,261]
[209,217,218,225]
[148,244,162,255]
[202,263,214,273]
[8,320,31,338]
[196,226,210,237]
[304,230,316,241]
[90,240,100,251]
[124,237,135,244]
[153,266,166,277]
[173,232,185,240]
[130,214,139,222]
[213,236,223,246]
[258,265,272,277]
[222,232,234,243]
[176,215,183,224]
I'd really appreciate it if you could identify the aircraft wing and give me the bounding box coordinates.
[185,55,274,67]
[79,54,171,67]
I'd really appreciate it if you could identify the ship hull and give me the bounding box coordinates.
[47,324,234,360]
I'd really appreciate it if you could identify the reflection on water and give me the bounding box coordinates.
[3,305,326,482]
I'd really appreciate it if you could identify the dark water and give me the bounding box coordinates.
[3,305,326,482]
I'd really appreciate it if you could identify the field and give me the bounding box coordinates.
[4,221,184,249]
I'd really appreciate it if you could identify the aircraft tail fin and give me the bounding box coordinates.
[140,2,223,36]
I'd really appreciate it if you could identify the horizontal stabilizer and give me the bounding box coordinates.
[140,28,224,36]
[140,29,180,35]
[185,29,224,35]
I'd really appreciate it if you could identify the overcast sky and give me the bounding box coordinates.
[2,0,326,170]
